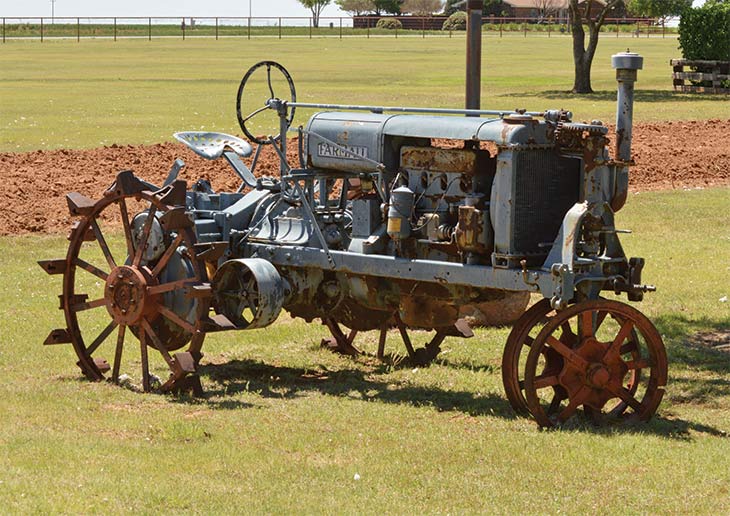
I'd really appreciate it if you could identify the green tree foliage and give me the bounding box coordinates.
[679,2,730,60]
[373,0,402,14]
[401,0,443,15]
[444,0,509,16]
[335,0,376,15]
[626,0,692,19]
[298,0,332,27]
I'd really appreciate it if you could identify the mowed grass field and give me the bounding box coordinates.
[1,36,729,152]
[0,36,729,513]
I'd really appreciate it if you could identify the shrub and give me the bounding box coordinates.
[376,17,402,30]
[679,3,730,61]
[442,11,466,31]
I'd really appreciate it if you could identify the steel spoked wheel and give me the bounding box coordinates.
[523,300,667,427]
[41,172,207,392]
[236,60,296,145]
[501,299,556,415]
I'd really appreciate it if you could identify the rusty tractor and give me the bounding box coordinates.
[39,52,667,427]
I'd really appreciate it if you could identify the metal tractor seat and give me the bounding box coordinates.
[174,131,253,160]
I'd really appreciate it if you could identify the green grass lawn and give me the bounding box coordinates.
[0,186,729,513]
[1,36,728,152]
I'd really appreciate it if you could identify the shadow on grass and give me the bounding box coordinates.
[189,356,728,440]
[498,89,728,104]
[655,313,730,375]
[196,358,513,418]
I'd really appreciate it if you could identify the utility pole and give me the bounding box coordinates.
[51,0,56,24]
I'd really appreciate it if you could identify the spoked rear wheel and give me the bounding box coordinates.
[523,300,667,427]
[40,172,208,392]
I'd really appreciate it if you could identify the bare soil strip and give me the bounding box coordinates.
[1,120,728,235]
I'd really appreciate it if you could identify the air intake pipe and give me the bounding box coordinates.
[611,51,643,211]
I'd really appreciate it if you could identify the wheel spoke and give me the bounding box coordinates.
[158,304,197,334]
[547,391,566,415]
[141,318,175,367]
[520,335,535,348]
[243,104,270,123]
[607,385,643,412]
[545,336,589,369]
[266,63,275,99]
[605,319,635,358]
[625,358,650,370]
[579,310,594,339]
[620,339,638,354]
[534,374,559,390]
[86,320,118,356]
[140,330,150,392]
[595,310,609,332]
[118,198,135,261]
[112,324,126,383]
[557,386,589,423]
[71,297,106,312]
[90,218,117,270]
[151,232,185,278]
[132,204,156,268]
[74,258,108,281]
[147,278,194,295]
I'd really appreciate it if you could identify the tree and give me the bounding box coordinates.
[625,0,692,21]
[568,0,624,94]
[401,0,444,15]
[372,0,402,14]
[335,0,376,15]
[298,0,332,27]
[532,0,561,20]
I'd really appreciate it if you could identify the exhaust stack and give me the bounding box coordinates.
[612,51,643,162]
[465,0,483,112]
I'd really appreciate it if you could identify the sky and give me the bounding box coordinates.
[0,0,708,19]
[0,0,348,19]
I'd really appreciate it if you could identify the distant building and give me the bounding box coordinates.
[503,0,608,22]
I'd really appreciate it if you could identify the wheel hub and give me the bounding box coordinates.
[105,266,157,325]
[558,337,628,410]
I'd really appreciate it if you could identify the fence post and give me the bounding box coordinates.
[215,17,219,40]
[617,21,619,38]
[500,17,503,38]
[422,17,425,38]
[148,17,151,41]
[248,17,251,40]
[548,22,551,38]
[309,18,312,38]
[340,17,342,39]
[182,19,185,40]
[77,17,80,42]
[114,17,117,41]
[395,23,398,39]
[662,20,665,38]
[523,21,527,38]
[2,18,5,44]
[278,17,281,39]
[367,17,370,38]
[41,17,44,42]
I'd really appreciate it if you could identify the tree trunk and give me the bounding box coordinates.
[569,0,619,94]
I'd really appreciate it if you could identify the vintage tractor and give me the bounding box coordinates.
[38,53,667,427]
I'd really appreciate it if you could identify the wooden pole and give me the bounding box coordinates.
[215,17,219,40]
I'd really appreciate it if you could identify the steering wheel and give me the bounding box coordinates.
[236,61,297,145]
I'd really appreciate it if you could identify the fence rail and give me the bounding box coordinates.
[0,16,673,43]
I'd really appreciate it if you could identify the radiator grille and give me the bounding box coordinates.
[513,150,581,256]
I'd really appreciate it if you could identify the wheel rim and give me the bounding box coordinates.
[61,176,206,391]
[523,300,667,427]
[501,298,555,415]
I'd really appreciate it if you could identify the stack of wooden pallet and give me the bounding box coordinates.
[671,59,730,94]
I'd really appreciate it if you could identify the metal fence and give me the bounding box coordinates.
[0,16,673,43]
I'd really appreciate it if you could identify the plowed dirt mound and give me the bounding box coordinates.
[1,120,728,235]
